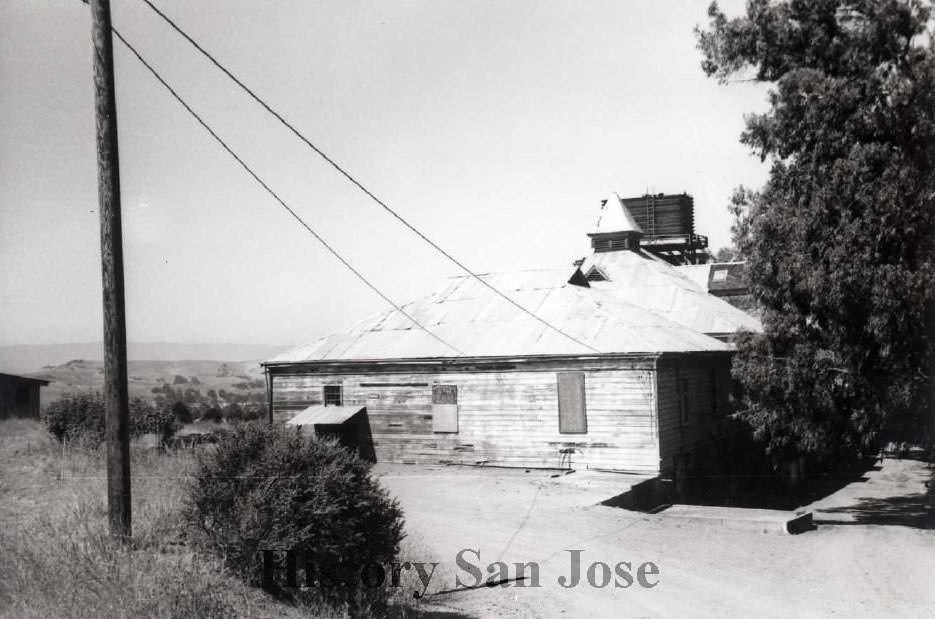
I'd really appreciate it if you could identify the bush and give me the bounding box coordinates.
[186,424,404,610]
[202,406,223,423]
[44,393,105,446]
[43,393,177,446]
[172,401,194,424]
[132,401,178,443]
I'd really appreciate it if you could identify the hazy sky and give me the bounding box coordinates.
[0,0,768,348]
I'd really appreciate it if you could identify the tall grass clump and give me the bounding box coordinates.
[186,423,405,614]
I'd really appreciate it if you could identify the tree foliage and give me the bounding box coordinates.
[44,393,177,446]
[697,0,935,456]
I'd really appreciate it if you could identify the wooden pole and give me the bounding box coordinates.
[91,0,131,539]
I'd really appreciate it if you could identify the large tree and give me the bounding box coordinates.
[697,0,935,458]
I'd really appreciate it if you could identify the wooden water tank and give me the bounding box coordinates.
[620,193,695,239]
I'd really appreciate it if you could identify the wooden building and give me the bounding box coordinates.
[264,195,762,476]
[0,372,49,419]
[264,271,736,476]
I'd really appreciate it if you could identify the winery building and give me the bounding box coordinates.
[263,194,760,476]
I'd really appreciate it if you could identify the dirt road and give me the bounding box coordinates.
[379,460,935,618]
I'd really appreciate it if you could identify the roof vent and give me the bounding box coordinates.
[585,266,609,282]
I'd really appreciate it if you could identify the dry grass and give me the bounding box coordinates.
[0,419,458,619]
[0,419,339,618]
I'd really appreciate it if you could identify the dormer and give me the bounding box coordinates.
[587,193,643,253]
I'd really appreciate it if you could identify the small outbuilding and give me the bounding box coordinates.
[0,372,50,419]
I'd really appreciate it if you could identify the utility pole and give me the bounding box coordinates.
[90,0,131,540]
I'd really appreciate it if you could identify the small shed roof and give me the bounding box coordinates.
[0,372,50,386]
[287,405,365,426]
[267,270,728,364]
[577,251,761,336]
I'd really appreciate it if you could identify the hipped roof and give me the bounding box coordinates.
[267,270,729,364]
[579,250,762,336]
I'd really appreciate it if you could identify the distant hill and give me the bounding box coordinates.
[26,359,268,408]
[0,342,287,374]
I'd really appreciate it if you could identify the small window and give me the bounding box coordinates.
[557,372,587,434]
[432,384,458,433]
[712,269,729,282]
[323,384,342,406]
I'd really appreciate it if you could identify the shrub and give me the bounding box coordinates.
[44,393,105,446]
[186,424,404,610]
[202,406,223,423]
[172,401,193,424]
[43,393,177,446]
[222,403,243,422]
[132,400,178,443]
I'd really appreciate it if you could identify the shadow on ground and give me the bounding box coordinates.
[815,492,935,529]
[611,455,935,530]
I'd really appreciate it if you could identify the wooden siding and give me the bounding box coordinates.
[0,380,42,419]
[655,355,733,479]
[270,358,661,473]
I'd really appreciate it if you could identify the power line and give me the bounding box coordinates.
[110,28,464,357]
[138,0,601,355]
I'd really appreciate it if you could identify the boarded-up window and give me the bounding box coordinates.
[323,384,342,406]
[557,372,587,434]
[432,385,458,433]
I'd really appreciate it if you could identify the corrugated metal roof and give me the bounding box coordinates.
[268,269,729,364]
[674,264,711,291]
[579,251,762,335]
[287,405,365,426]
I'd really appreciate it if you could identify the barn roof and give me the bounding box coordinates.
[577,251,761,336]
[267,269,729,364]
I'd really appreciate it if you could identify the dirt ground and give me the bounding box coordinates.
[377,459,935,618]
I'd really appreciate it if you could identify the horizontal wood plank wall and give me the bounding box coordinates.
[271,360,660,473]
[655,354,733,477]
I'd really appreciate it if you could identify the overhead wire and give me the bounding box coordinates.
[110,27,465,357]
[137,0,601,354]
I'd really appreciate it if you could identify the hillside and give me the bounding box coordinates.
[28,359,267,409]
[0,342,286,374]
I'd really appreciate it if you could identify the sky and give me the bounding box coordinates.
[0,0,768,348]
